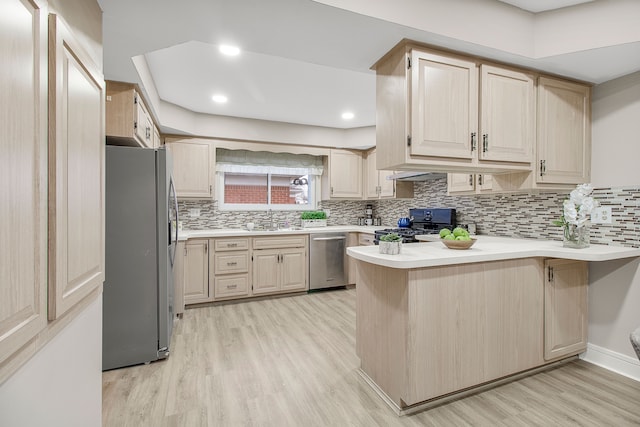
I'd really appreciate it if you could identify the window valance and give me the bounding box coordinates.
[216,148,324,176]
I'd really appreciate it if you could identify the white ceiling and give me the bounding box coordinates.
[98,0,640,131]
[496,0,594,13]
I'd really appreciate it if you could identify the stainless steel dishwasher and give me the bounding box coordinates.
[309,233,347,290]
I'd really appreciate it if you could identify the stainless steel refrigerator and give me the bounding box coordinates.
[103,146,179,371]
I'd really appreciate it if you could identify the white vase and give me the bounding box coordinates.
[379,241,401,255]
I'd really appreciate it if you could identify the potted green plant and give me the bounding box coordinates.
[378,232,402,255]
[301,210,327,228]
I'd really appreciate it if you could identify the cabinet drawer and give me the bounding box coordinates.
[214,274,249,299]
[214,238,250,251]
[359,233,375,246]
[214,252,249,274]
[253,235,307,250]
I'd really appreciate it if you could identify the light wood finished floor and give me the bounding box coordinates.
[103,289,640,426]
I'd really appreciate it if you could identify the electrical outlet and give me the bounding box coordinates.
[591,206,612,224]
[189,208,200,218]
[324,209,331,218]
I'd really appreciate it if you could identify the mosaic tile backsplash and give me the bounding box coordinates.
[178,178,639,248]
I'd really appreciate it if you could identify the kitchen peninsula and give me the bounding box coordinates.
[347,237,640,414]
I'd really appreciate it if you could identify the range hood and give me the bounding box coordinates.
[386,171,447,181]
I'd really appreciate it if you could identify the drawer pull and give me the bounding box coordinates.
[227,243,238,247]
[227,284,238,289]
[226,261,238,266]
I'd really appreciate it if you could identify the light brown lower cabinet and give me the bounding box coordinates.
[211,237,250,301]
[252,236,308,296]
[180,235,308,306]
[356,256,589,409]
[183,239,211,304]
[544,259,588,360]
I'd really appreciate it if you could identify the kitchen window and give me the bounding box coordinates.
[216,149,322,211]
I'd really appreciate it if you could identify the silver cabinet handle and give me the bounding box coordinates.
[482,134,489,152]
[471,132,477,151]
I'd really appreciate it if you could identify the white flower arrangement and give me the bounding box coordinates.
[553,183,598,229]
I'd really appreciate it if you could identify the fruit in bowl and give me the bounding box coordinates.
[439,227,476,249]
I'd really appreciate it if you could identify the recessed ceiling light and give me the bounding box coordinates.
[342,111,355,120]
[219,44,240,56]
[212,94,228,104]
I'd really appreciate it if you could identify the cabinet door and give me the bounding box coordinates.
[480,65,534,163]
[153,125,161,149]
[537,77,591,184]
[544,259,588,361]
[476,173,492,193]
[378,170,396,198]
[280,248,307,292]
[329,149,363,198]
[0,0,48,364]
[447,173,475,194]
[167,139,214,199]
[410,51,477,160]
[183,239,210,304]
[364,149,380,199]
[48,14,105,320]
[252,249,280,295]
[134,93,151,147]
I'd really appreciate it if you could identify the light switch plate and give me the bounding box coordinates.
[189,208,201,218]
[591,206,612,224]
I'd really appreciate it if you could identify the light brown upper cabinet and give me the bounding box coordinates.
[447,173,492,195]
[491,76,591,192]
[321,149,363,200]
[165,138,216,199]
[48,14,105,320]
[0,0,48,366]
[479,65,534,164]
[105,81,155,147]
[537,77,591,185]
[375,43,534,174]
[364,148,414,200]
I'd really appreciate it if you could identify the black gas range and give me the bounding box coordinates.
[374,208,456,244]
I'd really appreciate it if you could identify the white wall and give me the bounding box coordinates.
[585,71,640,378]
[0,297,103,427]
[591,71,640,188]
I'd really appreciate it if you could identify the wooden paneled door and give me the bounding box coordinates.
[479,65,534,164]
[252,249,281,295]
[183,239,211,304]
[537,77,591,185]
[0,0,48,364]
[544,259,588,360]
[48,14,105,320]
[166,139,215,199]
[410,50,477,160]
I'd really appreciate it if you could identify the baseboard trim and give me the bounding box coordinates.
[581,343,640,381]
[358,357,578,416]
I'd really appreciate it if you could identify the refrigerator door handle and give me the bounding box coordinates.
[169,176,179,267]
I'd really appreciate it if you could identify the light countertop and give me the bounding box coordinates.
[346,236,640,269]
[178,225,388,241]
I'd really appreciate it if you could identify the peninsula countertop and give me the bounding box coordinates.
[346,236,640,269]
